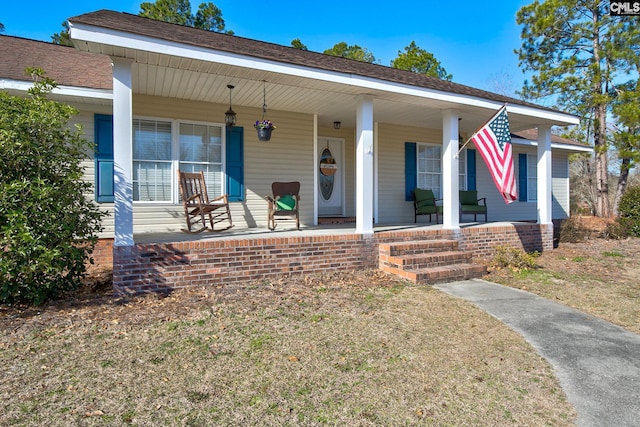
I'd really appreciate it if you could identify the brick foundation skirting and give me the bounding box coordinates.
[107,223,553,295]
[87,238,114,272]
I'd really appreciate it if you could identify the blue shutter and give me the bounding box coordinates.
[226,126,244,201]
[94,114,114,202]
[518,153,528,202]
[405,142,417,201]
[466,149,476,191]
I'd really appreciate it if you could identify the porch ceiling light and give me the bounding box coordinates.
[225,84,237,127]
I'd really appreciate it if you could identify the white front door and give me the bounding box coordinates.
[317,137,344,217]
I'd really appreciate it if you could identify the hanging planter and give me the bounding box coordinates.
[254,80,275,141]
[255,120,276,141]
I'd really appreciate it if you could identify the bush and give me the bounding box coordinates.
[0,69,106,305]
[491,245,539,272]
[617,185,640,237]
[558,215,589,243]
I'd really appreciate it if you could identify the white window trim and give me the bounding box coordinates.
[415,143,467,197]
[527,153,537,203]
[132,116,227,205]
[416,142,442,198]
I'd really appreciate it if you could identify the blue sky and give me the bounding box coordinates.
[1,0,532,94]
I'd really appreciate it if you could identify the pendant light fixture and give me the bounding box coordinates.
[225,84,236,127]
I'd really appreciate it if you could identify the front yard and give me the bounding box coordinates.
[3,222,638,426]
[1,269,575,426]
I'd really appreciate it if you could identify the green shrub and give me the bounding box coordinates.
[617,185,640,237]
[0,69,106,305]
[601,220,630,240]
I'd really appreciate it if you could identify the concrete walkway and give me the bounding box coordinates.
[435,279,640,427]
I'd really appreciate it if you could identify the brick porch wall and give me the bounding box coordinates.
[458,223,554,258]
[88,238,114,272]
[109,223,552,295]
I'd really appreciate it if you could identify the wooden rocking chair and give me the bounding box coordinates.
[178,171,233,233]
[266,181,300,230]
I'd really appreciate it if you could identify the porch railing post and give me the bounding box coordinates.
[537,125,552,225]
[442,110,460,230]
[112,57,134,247]
[355,95,374,235]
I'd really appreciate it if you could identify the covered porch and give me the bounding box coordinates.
[66,10,578,293]
[68,11,579,242]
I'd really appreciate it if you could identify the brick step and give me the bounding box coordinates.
[379,239,459,257]
[379,238,486,286]
[412,263,487,285]
[381,250,472,270]
[383,263,486,285]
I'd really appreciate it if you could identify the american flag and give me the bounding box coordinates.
[471,105,517,204]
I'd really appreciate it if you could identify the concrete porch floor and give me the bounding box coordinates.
[132,221,529,245]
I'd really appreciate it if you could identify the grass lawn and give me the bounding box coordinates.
[0,269,576,426]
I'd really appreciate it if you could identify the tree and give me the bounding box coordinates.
[291,38,308,50]
[0,69,106,304]
[323,42,377,63]
[51,21,72,46]
[0,22,5,33]
[139,0,230,33]
[391,41,452,81]
[516,0,637,218]
[611,77,640,215]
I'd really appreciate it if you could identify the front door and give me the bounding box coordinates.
[317,137,344,217]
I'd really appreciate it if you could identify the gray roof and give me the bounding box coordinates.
[68,9,560,115]
[0,35,112,90]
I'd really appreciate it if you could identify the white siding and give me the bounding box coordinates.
[552,152,570,219]
[475,146,570,222]
[129,95,316,234]
[73,106,115,237]
[74,94,574,236]
[377,123,442,224]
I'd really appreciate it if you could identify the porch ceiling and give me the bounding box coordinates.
[130,55,551,133]
[132,57,457,130]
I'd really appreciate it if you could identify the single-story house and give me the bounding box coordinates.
[1,10,592,293]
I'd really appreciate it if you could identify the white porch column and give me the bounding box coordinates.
[442,110,460,230]
[355,95,374,235]
[537,125,552,224]
[112,58,134,246]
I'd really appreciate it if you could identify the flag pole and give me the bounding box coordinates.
[455,103,508,158]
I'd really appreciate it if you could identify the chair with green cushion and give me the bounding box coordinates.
[266,181,301,230]
[459,190,487,222]
[413,188,442,223]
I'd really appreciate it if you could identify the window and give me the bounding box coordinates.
[133,119,172,202]
[132,118,225,202]
[458,149,467,191]
[178,123,223,200]
[527,153,537,202]
[416,143,467,198]
[417,143,442,197]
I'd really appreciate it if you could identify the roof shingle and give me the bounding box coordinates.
[0,35,112,90]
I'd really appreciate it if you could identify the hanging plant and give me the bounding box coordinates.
[254,120,276,130]
[255,81,275,141]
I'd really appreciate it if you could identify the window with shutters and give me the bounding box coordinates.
[132,118,225,203]
[416,143,467,198]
